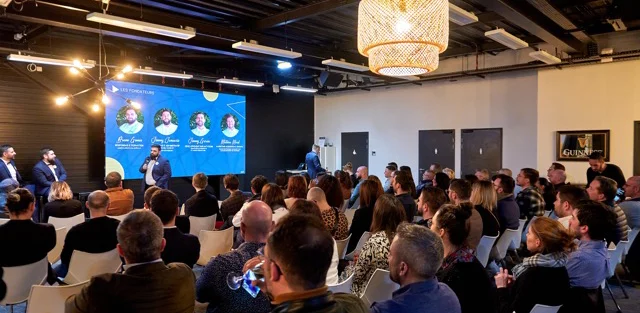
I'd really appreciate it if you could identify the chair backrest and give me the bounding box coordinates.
[350,197,360,210]
[328,273,354,294]
[0,218,9,225]
[476,234,498,267]
[65,248,122,284]
[625,227,639,255]
[0,258,48,305]
[107,211,131,222]
[48,213,85,230]
[48,227,68,263]
[346,231,371,260]
[607,240,628,277]
[340,199,349,213]
[360,269,399,308]
[197,227,233,266]
[492,229,519,261]
[26,281,89,313]
[335,234,351,259]
[344,209,357,226]
[529,304,562,313]
[511,218,528,249]
[189,214,217,236]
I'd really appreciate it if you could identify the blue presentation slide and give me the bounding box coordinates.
[105,81,246,179]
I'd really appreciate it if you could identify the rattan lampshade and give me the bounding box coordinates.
[358,0,449,76]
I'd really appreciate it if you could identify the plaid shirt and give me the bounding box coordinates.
[515,186,545,220]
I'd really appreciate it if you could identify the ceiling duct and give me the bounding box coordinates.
[526,0,592,43]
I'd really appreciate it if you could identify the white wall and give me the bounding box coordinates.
[315,70,538,179]
[537,60,640,184]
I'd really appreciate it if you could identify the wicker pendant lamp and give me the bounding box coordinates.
[357,0,449,76]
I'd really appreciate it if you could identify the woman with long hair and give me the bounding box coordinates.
[261,183,288,223]
[470,180,500,238]
[43,181,83,223]
[347,179,383,253]
[334,170,353,203]
[316,175,345,209]
[285,175,307,209]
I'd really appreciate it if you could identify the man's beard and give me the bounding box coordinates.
[163,120,171,125]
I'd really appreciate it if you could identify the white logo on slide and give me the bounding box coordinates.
[111,86,119,93]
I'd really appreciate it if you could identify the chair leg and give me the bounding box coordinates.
[615,273,629,299]
[605,281,623,313]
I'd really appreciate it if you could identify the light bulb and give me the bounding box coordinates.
[69,67,80,75]
[394,18,412,33]
[130,101,141,109]
[122,65,133,73]
[101,94,110,104]
[277,61,292,69]
[92,103,100,112]
[116,73,125,79]
[55,96,69,106]
[72,59,83,68]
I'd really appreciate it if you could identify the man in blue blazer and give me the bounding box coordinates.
[0,144,22,185]
[139,144,171,190]
[305,144,325,179]
[32,148,67,198]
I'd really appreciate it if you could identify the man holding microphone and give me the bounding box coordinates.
[139,144,171,190]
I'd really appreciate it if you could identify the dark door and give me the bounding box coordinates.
[341,132,369,170]
[635,121,640,176]
[418,129,455,178]
[461,128,503,177]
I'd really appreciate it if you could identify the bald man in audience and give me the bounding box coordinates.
[196,201,273,313]
[56,190,120,278]
[66,210,196,313]
[348,166,368,208]
[619,176,640,228]
[548,169,568,190]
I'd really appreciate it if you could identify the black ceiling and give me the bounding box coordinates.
[1,0,639,89]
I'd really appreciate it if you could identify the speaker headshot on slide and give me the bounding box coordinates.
[155,109,178,136]
[221,113,240,138]
[190,111,210,136]
[118,106,144,134]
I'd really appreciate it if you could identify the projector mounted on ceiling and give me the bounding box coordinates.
[484,28,529,50]
[449,3,478,26]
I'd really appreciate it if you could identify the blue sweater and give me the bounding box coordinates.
[371,279,461,313]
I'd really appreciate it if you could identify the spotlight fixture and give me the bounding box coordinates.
[280,85,318,93]
[7,54,95,68]
[321,59,369,72]
[92,103,101,112]
[101,94,111,104]
[86,12,196,40]
[116,73,125,79]
[55,96,69,106]
[131,67,193,79]
[122,65,133,73]
[484,28,529,50]
[277,61,292,70]
[69,67,80,75]
[232,41,302,59]
[216,78,264,87]
[529,50,561,65]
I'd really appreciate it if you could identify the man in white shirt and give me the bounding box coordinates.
[155,110,178,136]
[119,107,144,134]
[222,114,239,138]
[554,185,588,228]
[191,112,209,136]
[0,144,21,185]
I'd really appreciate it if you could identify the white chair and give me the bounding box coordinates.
[26,281,88,313]
[335,234,351,259]
[624,227,639,255]
[491,229,519,263]
[189,214,217,236]
[606,240,629,299]
[511,219,527,249]
[529,304,562,313]
[350,197,360,210]
[328,273,354,294]
[476,235,498,267]
[218,200,223,208]
[0,218,9,225]
[108,211,131,222]
[360,269,399,308]
[345,231,371,260]
[64,248,122,284]
[180,204,185,216]
[48,213,85,230]
[197,227,233,266]
[344,209,357,227]
[340,199,349,212]
[0,258,48,309]
[48,227,68,263]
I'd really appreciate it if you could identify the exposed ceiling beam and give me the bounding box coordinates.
[480,0,585,53]
[255,0,360,30]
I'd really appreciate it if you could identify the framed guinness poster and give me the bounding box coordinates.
[556,130,610,161]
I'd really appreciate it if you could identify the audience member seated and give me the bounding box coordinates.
[104,171,134,216]
[56,191,120,278]
[220,174,245,221]
[382,165,395,194]
[415,186,447,229]
[248,214,367,313]
[0,178,19,218]
[347,179,383,253]
[151,189,200,268]
[184,172,220,219]
[351,194,406,296]
[284,175,307,209]
[0,267,5,302]
[553,185,588,228]
[587,176,628,243]
[619,176,640,229]
[393,170,417,222]
[65,210,196,313]
[432,204,495,313]
[493,174,520,235]
[372,223,461,313]
[463,174,479,186]
[307,187,349,240]
[144,186,189,234]
[586,151,626,192]
[495,217,573,313]
[470,181,500,238]
[275,170,288,196]
[443,168,455,180]
[515,168,545,221]
[231,175,269,227]
[548,169,568,191]
[318,174,350,211]
[416,170,435,197]
[475,169,490,181]
[262,183,288,223]
[196,201,273,313]
[536,178,556,215]
[348,166,368,208]
[399,166,417,199]
[41,181,83,223]
[384,164,397,194]
[449,179,482,249]
[0,188,55,268]
[433,172,451,199]
[334,170,353,203]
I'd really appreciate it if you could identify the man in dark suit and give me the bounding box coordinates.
[0,144,22,185]
[139,144,171,190]
[305,144,325,179]
[32,147,67,199]
[144,186,190,234]
[185,172,220,219]
[150,189,200,268]
[66,209,195,313]
[56,190,120,278]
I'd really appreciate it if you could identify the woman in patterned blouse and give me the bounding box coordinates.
[351,194,407,296]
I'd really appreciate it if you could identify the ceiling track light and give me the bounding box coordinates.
[216,78,264,87]
[280,85,318,93]
[86,12,196,40]
[232,41,302,59]
[449,3,478,26]
[529,50,561,65]
[7,54,95,68]
[321,59,370,72]
[131,68,193,79]
[484,28,529,50]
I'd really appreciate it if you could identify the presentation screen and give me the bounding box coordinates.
[105,81,246,179]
